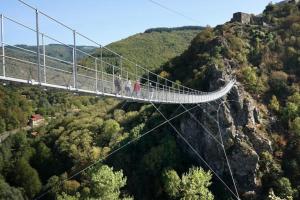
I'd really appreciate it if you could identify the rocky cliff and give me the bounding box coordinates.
[179,67,272,198]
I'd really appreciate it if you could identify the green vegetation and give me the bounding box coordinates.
[90,27,203,73]
[15,44,96,62]
[163,167,214,200]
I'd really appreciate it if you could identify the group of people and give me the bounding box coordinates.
[114,75,142,97]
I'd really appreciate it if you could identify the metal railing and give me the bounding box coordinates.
[0,2,235,104]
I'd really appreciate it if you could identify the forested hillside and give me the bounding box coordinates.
[92,27,203,71]
[158,1,300,199]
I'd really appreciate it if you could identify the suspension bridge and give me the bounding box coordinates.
[0,0,241,199]
[0,2,235,104]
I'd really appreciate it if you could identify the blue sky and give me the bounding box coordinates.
[1,0,281,46]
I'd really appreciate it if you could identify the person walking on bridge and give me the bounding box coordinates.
[114,74,122,96]
[149,82,154,99]
[125,78,132,96]
[133,79,141,97]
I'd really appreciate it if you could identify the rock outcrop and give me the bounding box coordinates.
[178,67,272,198]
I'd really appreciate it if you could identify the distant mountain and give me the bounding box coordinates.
[90,26,204,72]
[14,44,97,62]
[144,26,205,33]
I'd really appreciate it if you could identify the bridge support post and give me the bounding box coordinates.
[95,58,98,92]
[72,30,77,90]
[156,75,159,101]
[165,79,167,102]
[120,56,123,96]
[120,56,122,77]
[100,46,104,93]
[168,84,171,103]
[163,85,165,102]
[135,64,138,81]
[42,33,46,83]
[112,65,115,94]
[0,14,5,77]
[147,71,150,101]
[35,9,41,83]
[173,85,175,103]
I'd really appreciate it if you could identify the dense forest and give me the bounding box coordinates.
[1,1,300,200]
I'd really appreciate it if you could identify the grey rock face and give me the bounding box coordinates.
[178,75,272,196]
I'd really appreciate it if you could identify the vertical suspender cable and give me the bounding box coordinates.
[120,56,122,78]
[148,71,150,100]
[0,14,5,77]
[95,58,98,92]
[35,9,41,83]
[112,65,115,93]
[135,64,138,81]
[100,46,104,93]
[156,75,159,101]
[72,30,77,89]
[120,56,122,96]
[42,33,46,83]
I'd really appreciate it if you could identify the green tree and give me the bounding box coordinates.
[282,102,298,122]
[100,119,121,143]
[14,158,42,198]
[162,169,180,198]
[0,178,24,200]
[269,71,289,98]
[142,137,181,174]
[269,95,280,112]
[57,192,80,200]
[163,167,214,200]
[89,165,131,200]
[240,66,264,93]
[267,189,285,200]
[63,180,80,195]
[290,117,300,136]
[102,119,121,135]
[273,177,294,199]
[283,136,300,187]
[0,118,5,133]
[56,129,95,163]
[282,92,300,123]
[31,142,55,181]
[181,167,214,200]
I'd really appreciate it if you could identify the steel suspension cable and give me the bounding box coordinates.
[151,102,240,200]
[184,101,241,199]
[180,104,222,146]
[216,99,241,200]
[195,89,240,199]
[147,0,201,24]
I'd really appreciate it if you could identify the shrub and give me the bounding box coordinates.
[269,71,289,98]
[269,95,280,112]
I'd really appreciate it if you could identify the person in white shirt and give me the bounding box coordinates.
[125,78,132,96]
